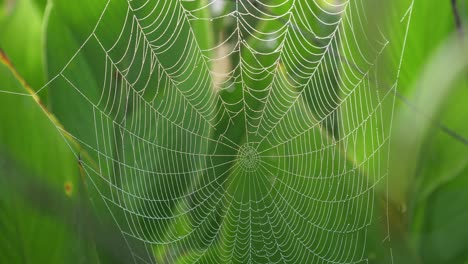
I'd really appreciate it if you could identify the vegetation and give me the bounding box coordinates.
[0,0,467,263]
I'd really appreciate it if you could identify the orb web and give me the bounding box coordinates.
[0,0,415,263]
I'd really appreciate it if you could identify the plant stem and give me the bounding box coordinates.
[451,0,464,38]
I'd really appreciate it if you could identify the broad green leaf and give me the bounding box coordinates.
[393,34,468,263]
[384,0,465,203]
[396,0,458,96]
[410,79,468,203]
[387,0,468,204]
[0,52,99,263]
[0,0,45,91]
[390,33,468,203]
[415,165,468,263]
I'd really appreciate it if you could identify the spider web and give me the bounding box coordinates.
[1,0,414,263]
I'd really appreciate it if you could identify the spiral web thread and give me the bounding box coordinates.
[1,0,414,263]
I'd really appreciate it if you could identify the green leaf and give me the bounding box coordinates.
[416,165,468,264]
[387,23,468,263]
[0,52,99,263]
[398,36,468,264]
[390,33,468,204]
[0,0,46,91]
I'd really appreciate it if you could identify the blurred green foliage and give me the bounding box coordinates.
[0,0,467,263]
